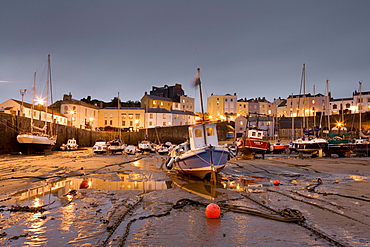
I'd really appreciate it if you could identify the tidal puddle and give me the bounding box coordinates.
[3,173,171,207]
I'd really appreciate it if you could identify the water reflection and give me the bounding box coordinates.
[7,173,170,207]
[221,175,269,192]
[172,180,223,200]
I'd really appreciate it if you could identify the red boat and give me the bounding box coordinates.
[236,129,270,159]
[270,142,289,154]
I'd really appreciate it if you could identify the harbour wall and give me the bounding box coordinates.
[0,113,230,154]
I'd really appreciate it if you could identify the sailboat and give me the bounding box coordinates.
[166,68,230,181]
[353,81,370,156]
[291,64,328,156]
[17,55,57,153]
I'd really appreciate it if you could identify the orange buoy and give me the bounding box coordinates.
[79,180,89,189]
[205,203,221,219]
[273,180,280,186]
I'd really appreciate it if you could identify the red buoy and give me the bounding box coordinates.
[205,203,221,219]
[273,180,280,186]
[79,180,89,189]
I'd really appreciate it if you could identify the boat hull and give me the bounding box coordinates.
[17,134,56,154]
[324,143,354,157]
[353,143,370,157]
[237,139,270,159]
[271,144,289,154]
[173,146,229,180]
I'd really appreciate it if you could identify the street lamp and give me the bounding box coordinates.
[89,117,94,130]
[70,110,75,127]
[19,89,27,116]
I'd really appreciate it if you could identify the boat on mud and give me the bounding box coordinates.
[17,55,57,154]
[165,68,230,181]
[108,139,127,154]
[93,139,108,154]
[236,129,270,159]
[60,138,78,151]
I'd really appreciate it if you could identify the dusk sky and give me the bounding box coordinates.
[1,0,369,112]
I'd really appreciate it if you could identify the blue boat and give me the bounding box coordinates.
[167,123,230,180]
[166,68,230,181]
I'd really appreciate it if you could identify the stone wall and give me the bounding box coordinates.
[0,113,230,154]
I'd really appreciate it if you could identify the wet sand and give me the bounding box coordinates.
[0,150,369,246]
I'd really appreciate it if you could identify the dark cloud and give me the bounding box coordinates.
[1,0,369,109]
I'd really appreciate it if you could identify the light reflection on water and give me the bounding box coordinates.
[0,173,171,246]
[1,171,279,246]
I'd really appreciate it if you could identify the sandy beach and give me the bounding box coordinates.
[0,150,369,246]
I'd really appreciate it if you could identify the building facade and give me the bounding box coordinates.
[0,99,67,125]
[60,93,99,129]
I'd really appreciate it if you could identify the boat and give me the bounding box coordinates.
[353,138,370,157]
[156,142,172,155]
[17,55,57,154]
[270,141,289,154]
[138,139,155,153]
[166,68,230,181]
[291,136,328,156]
[353,82,370,156]
[93,139,108,154]
[108,139,127,154]
[60,138,79,151]
[124,145,137,155]
[167,123,230,180]
[236,129,270,159]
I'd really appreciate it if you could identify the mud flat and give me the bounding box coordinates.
[0,150,369,246]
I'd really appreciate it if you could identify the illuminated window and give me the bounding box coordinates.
[129,114,133,119]
[121,113,126,118]
[207,127,214,136]
[195,129,203,137]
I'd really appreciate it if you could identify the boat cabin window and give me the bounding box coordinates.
[195,129,203,138]
[206,127,214,136]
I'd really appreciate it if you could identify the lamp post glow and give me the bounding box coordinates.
[19,89,27,116]
[70,110,75,127]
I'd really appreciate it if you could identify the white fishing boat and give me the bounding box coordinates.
[124,145,137,155]
[93,139,108,154]
[138,139,155,153]
[108,139,127,154]
[17,55,57,153]
[156,142,172,155]
[166,68,230,181]
[60,138,78,151]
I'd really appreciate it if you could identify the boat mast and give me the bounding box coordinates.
[325,79,330,135]
[47,54,54,136]
[31,72,36,134]
[291,93,295,140]
[196,68,208,146]
[359,81,363,136]
[118,92,121,140]
[302,64,306,130]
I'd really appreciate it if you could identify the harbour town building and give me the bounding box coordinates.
[0,98,67,125]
